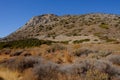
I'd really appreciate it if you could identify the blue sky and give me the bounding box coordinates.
[0,0,120,38]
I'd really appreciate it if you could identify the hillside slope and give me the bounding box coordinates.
[2,13,120,43]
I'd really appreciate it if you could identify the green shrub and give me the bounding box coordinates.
[106,39,117,42]
[59,41,69,44]
[0,38,54,49]
[99,23,109,29]
[94,33,101,37]
[73,39,90,43]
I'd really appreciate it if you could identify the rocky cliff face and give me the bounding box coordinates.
[1,13,120,42]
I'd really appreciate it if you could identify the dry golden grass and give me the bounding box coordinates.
[0,55,10,62]
[86,69,109,80]
[63,51,73,63]
[0,43,120,80]
[73,44,81,49]
[43,50,74,64]
[0,67,21,80]
[22,68,36,80]
[57,74,83,80]
[79,43,120,51]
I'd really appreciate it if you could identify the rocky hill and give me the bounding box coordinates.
[0,13,120,80]
[1,13,120,43]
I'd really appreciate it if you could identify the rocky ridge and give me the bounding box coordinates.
[1,13,120,43]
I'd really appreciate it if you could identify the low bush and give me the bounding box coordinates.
[72,49,93,57]
[106,39,117,42]
[0,49,11,55]
[94,51,112,58]
[10,50,23,56]
[0,38,54,49]
[106,54,120,65]
[2,56,43,72]
[33,62,59,80]
[73,39,90,43]
[1,55,120,80]
[69,59,120,79]
[99,23,109,29]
